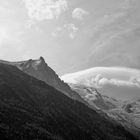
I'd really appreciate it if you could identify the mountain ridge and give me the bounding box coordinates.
[0,62,138,139]
[0,57,85,103]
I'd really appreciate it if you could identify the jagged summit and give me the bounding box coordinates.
[16,57,74,97]
[0,56,46,67]
[0,57,85,102]
[39,56,45,62]
[18,57,47,71]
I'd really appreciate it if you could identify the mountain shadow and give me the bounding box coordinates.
[0,63,138,140]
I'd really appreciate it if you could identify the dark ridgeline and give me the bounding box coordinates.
[0,63,138,140]
[0,57,85,104]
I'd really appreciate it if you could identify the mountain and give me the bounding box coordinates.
[113,99,140,129]
[0,57,84,103]
[61,67,140,101]
[108,99,140,138]
[0,63,138,139]
[61,67,140,138]
[69,84,140,137]
[69,83,120,111]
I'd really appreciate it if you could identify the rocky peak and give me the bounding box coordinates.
[0,57,86,102]
[16,57,80,98]
[36,56,47,67]
[39,56,45,62]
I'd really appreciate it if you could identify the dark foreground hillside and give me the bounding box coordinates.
[0,63,138,140]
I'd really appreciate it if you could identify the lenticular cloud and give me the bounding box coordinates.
[23,0,68,20]
[91,74,140,88]
[61,67,140,88]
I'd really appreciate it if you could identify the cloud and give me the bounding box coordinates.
[61,67,140,94]
[52,24,78,39]
[90,74,140,88]
[23,0,68,21]
[72,8,89,20]
[92,12,127,34]
[64,24,78,39]
[51,26,62,37]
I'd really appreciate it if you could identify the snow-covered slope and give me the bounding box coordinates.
[69,83,120,111]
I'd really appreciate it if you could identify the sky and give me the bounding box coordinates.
[0,0,140,74]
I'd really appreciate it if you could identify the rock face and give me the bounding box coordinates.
[17,57,74,97]
[0,57,84,103]
[0,63,138,140]
[63,84,140,139]
[108,101,140,138]
[69,83,120,111]
[114,100,140,130]
[61,68,140,138]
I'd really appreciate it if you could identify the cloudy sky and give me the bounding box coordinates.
[61,67,140,100]
[0,0,140,74]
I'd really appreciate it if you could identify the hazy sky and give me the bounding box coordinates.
[0,0,140,74]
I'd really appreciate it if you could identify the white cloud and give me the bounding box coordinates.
[52,24,78,39]
[64,24,78,39]
[23,0,68,21]
[92,12,127,33]
[61,67,140,90]
[72,8,89,20]
[91,74,140,88]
